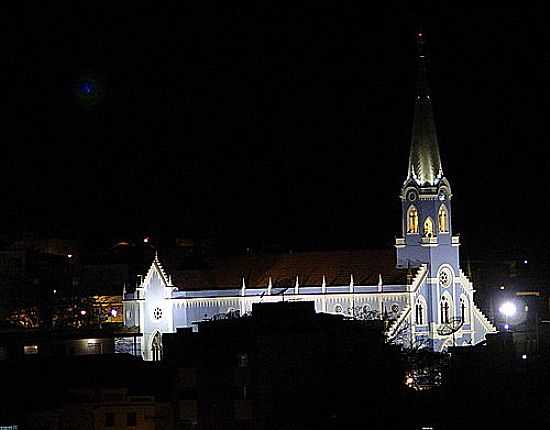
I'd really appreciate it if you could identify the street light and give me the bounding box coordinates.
[499,301,516,331]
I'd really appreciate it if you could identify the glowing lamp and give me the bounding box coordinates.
[110,309,118,317]
[80,310,87,316]
[499,302,517,317]
[143,237,149,244]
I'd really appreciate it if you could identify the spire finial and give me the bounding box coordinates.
[415,30,430,104]
[294,276,299,294]
[321,275,327,293]
[405,30,444,187]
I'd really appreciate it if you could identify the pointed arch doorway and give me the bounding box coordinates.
[151,331,162,362]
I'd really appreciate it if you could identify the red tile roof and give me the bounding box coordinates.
[162,249,408,291]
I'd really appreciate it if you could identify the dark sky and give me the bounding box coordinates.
[6,5,546,261]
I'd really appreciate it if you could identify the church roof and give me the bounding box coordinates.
[406,32,444,187]
[161,249,408,291]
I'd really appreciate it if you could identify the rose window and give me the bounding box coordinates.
[153,307,163,320]
[439,270,451,287]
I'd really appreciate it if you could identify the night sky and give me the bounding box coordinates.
[6,5,546,262]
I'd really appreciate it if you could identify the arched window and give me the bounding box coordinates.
[151,331,162,362]
[460,296,469,323]
[440,296,451,324]
[424,217,434,238]
[438,205,449,233]
[415,296,427,325]
[407,206,419,234]
[415,302,423,325]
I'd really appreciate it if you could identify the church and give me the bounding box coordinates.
[122,34,496,361]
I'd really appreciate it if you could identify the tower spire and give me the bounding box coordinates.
[406,31,443,187]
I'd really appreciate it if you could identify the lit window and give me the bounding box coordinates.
[423,217,434,238]
[407,206,419,234]
[88,342,102,354]
[23,345,38,355]
[238,352,249,368]
[438,205,449,233]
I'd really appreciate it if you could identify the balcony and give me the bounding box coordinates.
[395,238,405,247]
[420,236,438,246]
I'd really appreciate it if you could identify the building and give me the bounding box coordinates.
[163,301,403,429]
[27,388,172,430]
[0,354,172,429]
[122,33,496,360]
[0,326,140,360]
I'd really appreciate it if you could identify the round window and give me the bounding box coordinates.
[153,307,163,320]
[439,268,452,287]
[335,305,343,314]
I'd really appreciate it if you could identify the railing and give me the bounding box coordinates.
[420,237,438,245]
[386,305,412,340]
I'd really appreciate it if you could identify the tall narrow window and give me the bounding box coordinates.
[440,297,450,324]
[424,217,434,238]
[415,303,423,325]
[407,206,419,234]
[152,332,162,362]
[416,296,426,325]
[438,205,449,233]
[460,297,468,323]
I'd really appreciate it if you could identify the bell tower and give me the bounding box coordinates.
[395,32,460,277]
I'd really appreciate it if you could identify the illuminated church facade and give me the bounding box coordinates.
[123,34,496,360]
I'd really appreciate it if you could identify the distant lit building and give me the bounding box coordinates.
[26,388,172,430]
[123,33,496,360]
